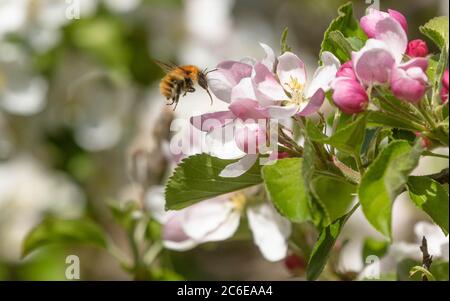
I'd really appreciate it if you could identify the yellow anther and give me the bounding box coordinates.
[230,192,247,211]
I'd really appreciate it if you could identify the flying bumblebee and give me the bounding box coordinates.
[155,60,215,110]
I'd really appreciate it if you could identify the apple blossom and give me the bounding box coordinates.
[331,77,369,114]
[146,186,291,262]
[390,65,428,103]
[360,8,407,39]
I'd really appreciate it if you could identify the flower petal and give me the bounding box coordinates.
[398,57,429,73]
[229,98,270,120]
[163,213,198,251]
[260,42,276,71]
[230,77,257,101]
[182,197,239,242]
[305,51,340,98]
[352,39,396,85]
[190,111,236,132]
[208,61,252,103]
[205,121,245,160]
[219,154,258,178]
[145,186,169,223]
[374,17,407,63]
[266,104,298,119]
[360,8,389,38]
[247,203,291,262]
[297,88,325,116]
[276,51,307,93]
[252,63,288,105]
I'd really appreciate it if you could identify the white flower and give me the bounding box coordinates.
[146,186,291,262]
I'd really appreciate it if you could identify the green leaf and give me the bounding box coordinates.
[407,176,449,235]
[362,238,389,263]
[430,260,449,281]
[109,201,140,231]
[307,205,358,280]
[311,176,356,225]
[419,16,449,50]
[22,217,107,258]
[320,2,367,62]
[262,158,311,223]
[326,31,354,61]
[367,111,423,132]
[280,27,292,54]
[165,154,262,210]
[307,114,367,156]
[359,141,423,239]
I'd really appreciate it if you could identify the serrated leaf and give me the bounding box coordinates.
[407,176,449,235]
[307,114,367,156]
[22,217,107,258]
[420,16,449,50]
[359,141,423,239]
[262,158,311,223]
[320,2,367,62]
[165,154,262,210]
[307,205,358,280]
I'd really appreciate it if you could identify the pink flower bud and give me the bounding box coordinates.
[284,254,306,272]
[390,66,427,103]
[360,8,407,38]
[235,122,267,154]
[414,132,432,149]
[406,39,429,57]
[331,78,368,114]
[441,69,449,103]
[388,9,408,34]
[336,61,357,80]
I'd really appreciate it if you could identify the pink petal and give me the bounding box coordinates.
[296,88,325,116]
[230,77,257,101]
[266,104,298,119]
[374,17,407,63]
[163,213,198,251]
[276,51,307,93]
[390,67,427,103]
[331,78,369,114]
[360,8,389,38]
[190,111,236,132]
[208,61,252,103]
[252,63,288,105]
[398,57,429,73]
[352,39,396,85]
[229,98,270,120]
[388,9,408,34]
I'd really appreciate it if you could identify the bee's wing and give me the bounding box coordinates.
[154,59,179,73]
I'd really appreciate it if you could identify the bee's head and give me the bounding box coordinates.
[198,71,209,91]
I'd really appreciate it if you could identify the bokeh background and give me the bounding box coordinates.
[0,0,448,280]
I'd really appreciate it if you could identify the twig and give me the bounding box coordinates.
[420,236,433,281]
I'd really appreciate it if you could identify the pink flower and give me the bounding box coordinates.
[390,64,428,103]
[234,121,267,154]
[331,78,368,114]
[441,69,449,103]
[406,39,429,57]
[360,8,407,38]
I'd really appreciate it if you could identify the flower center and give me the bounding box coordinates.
[284,76,305,106]
[230,191,246,211]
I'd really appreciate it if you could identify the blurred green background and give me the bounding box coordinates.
[0,0,448,280]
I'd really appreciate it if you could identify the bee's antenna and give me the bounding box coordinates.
[205,68,218,75]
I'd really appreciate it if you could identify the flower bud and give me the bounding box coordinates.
[331,78,369,114]
[441,69,449,103]
[406,39,429,57]
[336,61,357,80]
[390,66,427,103]
[284,254,306,272]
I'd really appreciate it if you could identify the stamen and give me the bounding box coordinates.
[230,192,246,211]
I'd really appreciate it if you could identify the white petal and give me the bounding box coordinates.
[205,121,246,159]
[276,51,307,92]
[163,213,198,251]
[145,186,169,223]
[306,51,340,98]
[219,154,258,178]
[247,203,291,261]
[231,77,257,101]
[259,42,276,71]
[182,197,238,241]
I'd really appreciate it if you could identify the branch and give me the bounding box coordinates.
[420,236,433,281]
[429,168,449,185]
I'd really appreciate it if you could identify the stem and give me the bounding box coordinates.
[354,155,365,175]
[143,242,163,266]
[417,100,438,129]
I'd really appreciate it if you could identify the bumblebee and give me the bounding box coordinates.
[155,60,215,110]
